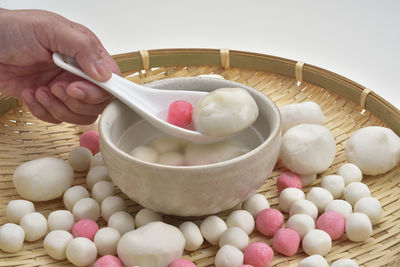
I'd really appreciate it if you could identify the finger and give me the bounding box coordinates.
[35,86,98,125]
[55,22,112,82]
[65,80,113,104]
[51,82,112,115]
[20,88,61,124]
[48,70,112,104]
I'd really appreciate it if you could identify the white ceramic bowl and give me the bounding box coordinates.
[99,77,281,216]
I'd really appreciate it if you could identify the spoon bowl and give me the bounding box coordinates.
[52,53,223,143]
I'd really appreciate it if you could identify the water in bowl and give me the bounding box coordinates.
[118,119,265,166]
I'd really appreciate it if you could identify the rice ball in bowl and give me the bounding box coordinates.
[99,77,281,216]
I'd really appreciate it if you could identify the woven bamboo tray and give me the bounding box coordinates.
[0,48,399,267]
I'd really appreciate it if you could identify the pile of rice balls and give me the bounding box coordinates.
[3,89,400,267]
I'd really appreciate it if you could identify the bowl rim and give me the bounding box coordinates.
[99,77,282,170]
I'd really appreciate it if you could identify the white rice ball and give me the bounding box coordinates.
[279,187,305,213]
[298,255,329,267]
[94,227,121,256]
[108,211,135,235]
[225,210,254,235]
[306,187,334,213]
[6,199,35,224]
[214,244,244,267]
[158,152,184,166]
[135,208,163,228]
[200,215,227,245]
[117,222,185,267]
[298,173,317,186]
[44,230,73,260]
[179,221,204,251]
[286,214,315,239]
[219,227,249,251]
[280,124,336,175]
[0,223,25,253]
[289,199,319,221]
[346,212,372,242]
[325,200,353,219]
[92,181,115,204]
[86,165,111,189]
[343,182,371,206]
[101,196,127,221]
[13,157,73,201]
[192,87,259,137]
[63,185,90,211]
[279,101,325,133]
[242,194,270,217]
[72,197,100,222]
[354,197,382,225]
[20,212,48,241]
[68,146,93,172]
[66,237,97,266]
[48,210,74,232]
[302,229,332,256]
[184,140,247,166]
[321,175,345,199]
[90,152,104,168]
[345,126,400,175]
[130,145,159,163]
[151,136,187,153]
[337,163,363,185]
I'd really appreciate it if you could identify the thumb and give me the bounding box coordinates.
[57,24,113,82]
[36,12,115,82]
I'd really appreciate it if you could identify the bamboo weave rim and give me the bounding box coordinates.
[0,49,399,267]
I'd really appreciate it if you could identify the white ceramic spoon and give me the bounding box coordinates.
[53,53,223,143]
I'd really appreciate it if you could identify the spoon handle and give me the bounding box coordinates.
[53,53,106,88]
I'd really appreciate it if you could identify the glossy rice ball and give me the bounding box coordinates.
[192,88,259,137]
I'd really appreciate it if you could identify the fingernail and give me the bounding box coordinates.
[67,86,86,100]
[94,59,112,81]
[51,85,68,102]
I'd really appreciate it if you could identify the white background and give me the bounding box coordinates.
[2,0,400,109]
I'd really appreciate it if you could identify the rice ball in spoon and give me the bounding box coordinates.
[192,88,259,137]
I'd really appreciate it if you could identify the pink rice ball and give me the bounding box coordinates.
[316,211,345,240]
[272,228,300,256]
[94,255,123,267]
[167,100,193,128]
[239,265,255,267]
[169,259,196,267]
[72,219,99,241]
[256,208,284,237]
[244,242,274,267]
[80,131,100,155]
[276,172,302,192]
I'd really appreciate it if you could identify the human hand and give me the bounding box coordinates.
[0,8,120,124]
